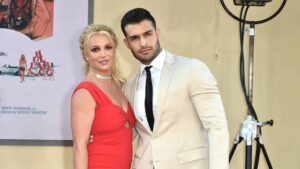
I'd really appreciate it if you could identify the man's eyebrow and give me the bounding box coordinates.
[144,30,153,34]
[128,29,153,39]
[128,35,139,39]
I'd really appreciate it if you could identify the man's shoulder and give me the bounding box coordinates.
[124,72,138,88]
[166,50,204,67]
[128,72,138,82]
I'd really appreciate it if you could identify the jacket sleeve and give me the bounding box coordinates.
[188,59,229,169]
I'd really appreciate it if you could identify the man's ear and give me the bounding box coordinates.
[123,38,129,49]
[156,28,160,38]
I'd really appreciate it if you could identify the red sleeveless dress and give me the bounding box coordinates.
[73,82,136,169]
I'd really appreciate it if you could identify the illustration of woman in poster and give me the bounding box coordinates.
[19,54,27,82]
[0,0,9,27]
[0,0,53,40]
[19,0,53,40]
[47,62,54,80]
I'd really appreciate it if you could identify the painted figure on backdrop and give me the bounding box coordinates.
[18,53,27,82]
[0,0,53,40]
[47,62,54,80]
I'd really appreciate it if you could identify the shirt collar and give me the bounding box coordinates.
[139,49,166,74]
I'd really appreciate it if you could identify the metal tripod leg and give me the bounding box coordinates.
[253,132,273,169]
[246,145,252,169]
[254,137,261,169]
[229,136,243,162]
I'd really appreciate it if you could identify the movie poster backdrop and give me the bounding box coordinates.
[0,0,89,140]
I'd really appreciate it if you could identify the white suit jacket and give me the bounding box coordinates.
[124,50,229,169]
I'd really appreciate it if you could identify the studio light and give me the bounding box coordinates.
[219,0,287,169]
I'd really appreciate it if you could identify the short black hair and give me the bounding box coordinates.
[121,8,156,36]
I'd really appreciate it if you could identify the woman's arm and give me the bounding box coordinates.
[71,89,95,169]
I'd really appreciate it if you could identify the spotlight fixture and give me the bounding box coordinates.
[219,0,287,169]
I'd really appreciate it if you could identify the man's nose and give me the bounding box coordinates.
[140,37,147,47]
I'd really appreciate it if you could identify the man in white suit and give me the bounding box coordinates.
[121,8,229,169]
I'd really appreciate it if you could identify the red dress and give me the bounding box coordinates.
[73,82,136,169]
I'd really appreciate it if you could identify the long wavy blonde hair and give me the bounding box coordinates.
[79,24,125,83]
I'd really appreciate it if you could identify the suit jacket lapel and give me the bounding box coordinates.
[129,72,152,134]
[153,51,175,131]
[128,73,138,110]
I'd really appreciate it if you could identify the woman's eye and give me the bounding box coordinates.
[91,47,100,52]
[105,46,113,50]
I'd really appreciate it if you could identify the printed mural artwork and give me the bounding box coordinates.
[0,0,53,40]
[0,0,88,140]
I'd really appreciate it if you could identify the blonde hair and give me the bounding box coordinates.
[19,54,26,64]
[79,24,125,83]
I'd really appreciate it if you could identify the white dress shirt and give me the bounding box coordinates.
[134,49,166,130]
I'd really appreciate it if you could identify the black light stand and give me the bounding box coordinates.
[219,0,287,169]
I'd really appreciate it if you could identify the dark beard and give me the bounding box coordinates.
[152,41,162,59]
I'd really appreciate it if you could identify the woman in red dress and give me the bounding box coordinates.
[71,24,136,169]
